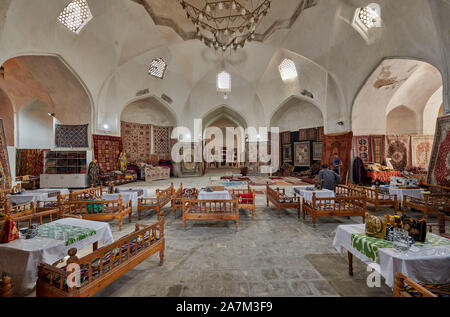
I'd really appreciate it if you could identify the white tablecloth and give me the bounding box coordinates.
[0,218,113,296]
[290,186,310,196]
[299,189,335,203]
[7,189,70,204]
[103,192,139,206]
[388,187,424,202]
[115,188,148,199]
[198,190,232,201]
[333,224,450,288]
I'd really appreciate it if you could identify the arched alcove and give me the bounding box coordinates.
[121,96,177,126]
[270,97,324,132]
[352,58,443,136]
[386,106,418,135]
[18,99,53,148]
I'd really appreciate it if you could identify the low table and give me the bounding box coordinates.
[0,218,113,295]
[333,224,450,288]
[198,190,232,201]
[7,189,70,204]
[289,185,310,196]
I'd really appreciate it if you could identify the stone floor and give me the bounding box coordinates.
[90,176,398,297]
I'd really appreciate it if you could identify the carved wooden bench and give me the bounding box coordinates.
[402,184,450,217]
[230,185,256,216]
[65,196,132,231]
[182,198,239,230]
[1,199,35,219]
[171,183,199,217]
[349,184,398,211]
[138,183,174,220]
[302,193,366,227]
[393,272,438,297]
[266,184,300,218]
[36,220,165,297]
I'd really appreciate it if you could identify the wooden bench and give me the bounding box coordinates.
[36,220,165,297]
[335,185,363,197]
[182,198,239,230]
[171,183,199,217]
[302,193,366,227]
[402,184,450,217]
[138,183,174,220]
[266,184,300,218]
[1,199,35,219]
[349,184,398,211]
[393,273,437,297]
[13,208,62,228]
[65,196,132,231]
[230,185,256,217]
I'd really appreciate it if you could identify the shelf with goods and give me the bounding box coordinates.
[41,150,93,188]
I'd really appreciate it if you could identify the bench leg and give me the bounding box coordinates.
[159,243,165,265]
[118,218,123,231]
[297,206,300,219]
[137,208,142,220]
[312,216,316,228]
[348,251,353,276]
[129,211,132,223]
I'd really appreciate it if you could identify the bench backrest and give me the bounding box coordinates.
[308,194,366,211]
[156,183,174,206]
[426,184,450,194]
[66,196,128,216]
[69,186,103,201]
[37,220,164,294]
[1,198,35,218]
[182,198,238,214]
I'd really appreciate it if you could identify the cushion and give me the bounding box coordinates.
[365,212,387,238]
[238,193,253,204]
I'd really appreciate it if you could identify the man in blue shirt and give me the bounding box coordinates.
[332,153,342,175]
[318,164,341,191]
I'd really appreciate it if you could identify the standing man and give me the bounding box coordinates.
[332,153,342,175]
[318,164,341,191]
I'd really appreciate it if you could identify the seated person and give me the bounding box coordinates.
[318,164,341,191]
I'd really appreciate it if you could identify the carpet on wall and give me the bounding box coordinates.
[55,124,89,148]
[317,127,324,141]
[15,149,46,177]
[92,134,123,173]
[153,126,171,154]
[322,132,353,184]
[294,141,311,167]
[121,121,152,164]
[0,119,11,189]
[385,135,411,170]
[370,135,385,165]
[306,128,318,141]
[281,131,291,144]
[353,135,372,163]
[428,115,450,186]
[411,135,434,169]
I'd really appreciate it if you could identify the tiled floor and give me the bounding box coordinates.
[90,176,398,297]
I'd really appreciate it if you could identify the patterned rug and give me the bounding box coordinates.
[92,134,123,173]
[0,119,11,189]
[153,126,171,154]
[121,121,152,163]
[322,132,353,184]
[55,124,89,148]
[353,135,372,163]
[385,135,411,170]
[428,115,450,186]
[411,135,434,169]
[15,149,46,177]
[370,135,385,164]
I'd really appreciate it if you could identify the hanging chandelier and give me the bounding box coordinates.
[178,0,272,51]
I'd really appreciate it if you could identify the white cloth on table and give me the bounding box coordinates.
[32,189,70,201]
[388,188,424,202]
[7,192,48,205]
[115,188,149,199]
[0,218,113,296]
[103,192,138,206]
[290,186,311,196]
[333,224,450,288]
[299,189,335,203]
[198,190,232,201]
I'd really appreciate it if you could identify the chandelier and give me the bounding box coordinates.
[178,0,272,51]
